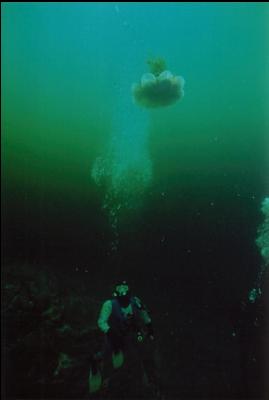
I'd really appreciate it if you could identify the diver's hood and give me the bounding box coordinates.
[113,282,130,307]
[113,282,129,297]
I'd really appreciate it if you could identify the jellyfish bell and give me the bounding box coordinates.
[132,68,185,108]
[141,73,156,87]
[174,75,185,87]
[173,75,185,97]
[158,70,173,81]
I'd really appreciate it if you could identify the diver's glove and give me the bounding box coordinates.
[145,322,154,340]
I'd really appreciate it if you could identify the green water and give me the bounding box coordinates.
[2,2,269,262]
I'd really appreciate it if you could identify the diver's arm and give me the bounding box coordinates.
[134,296,154,338]
[97,300,112,333]
[134,296,152,323]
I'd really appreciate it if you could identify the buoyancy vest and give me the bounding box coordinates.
[109,297,142,334]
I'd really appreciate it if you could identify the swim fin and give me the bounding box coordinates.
[89,366,102,394]
[112,350,124,369]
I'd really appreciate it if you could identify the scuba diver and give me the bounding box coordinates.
[89,281,156,394]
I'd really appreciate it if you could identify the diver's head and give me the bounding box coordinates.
[113,281,130,307]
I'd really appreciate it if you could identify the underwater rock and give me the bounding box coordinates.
[42,304,63,322]
[256,197,269,265]
[247,197,269,304]
[54,353,73,376]
[3,264,101,398]
[57,323,72,336]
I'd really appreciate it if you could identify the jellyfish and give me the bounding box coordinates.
[141,73,156,86]
[132,58,185,108]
